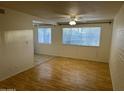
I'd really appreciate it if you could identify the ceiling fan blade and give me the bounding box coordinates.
[33,17,57,25]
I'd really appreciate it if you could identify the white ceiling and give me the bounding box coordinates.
[0,1,123,24]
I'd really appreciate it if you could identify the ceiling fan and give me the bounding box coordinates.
[32,13,102,26]
[56,14,90,25]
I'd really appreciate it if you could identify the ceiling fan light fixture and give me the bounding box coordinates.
[69,20,76,25]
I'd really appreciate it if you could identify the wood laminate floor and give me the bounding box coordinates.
[0,55,113,91]
[34,54,54,66]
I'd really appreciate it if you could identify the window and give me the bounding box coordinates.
[63,27,101,46]
[38,28,51,44]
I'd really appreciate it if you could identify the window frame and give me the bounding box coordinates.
[62,26,102,47]
[37,26,52,45]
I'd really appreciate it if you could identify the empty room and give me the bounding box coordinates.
[0,1,124,91]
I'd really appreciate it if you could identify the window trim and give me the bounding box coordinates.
[37,27,52,45]
[62,26,102,47]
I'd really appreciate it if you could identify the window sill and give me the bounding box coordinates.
[62,43,100,48]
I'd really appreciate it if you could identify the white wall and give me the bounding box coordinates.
[109,4,124,90]
[0,8,34,81]
[34,23,112,62]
